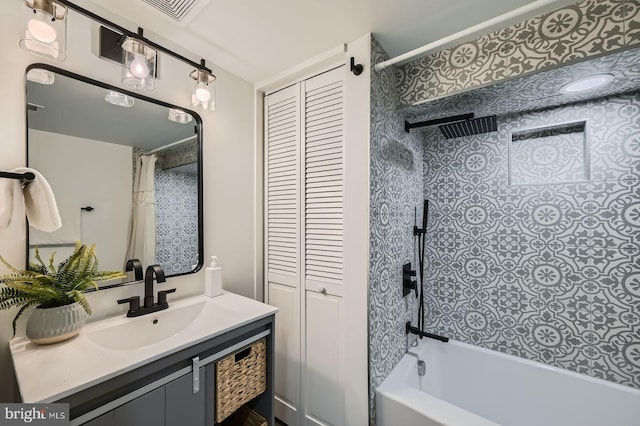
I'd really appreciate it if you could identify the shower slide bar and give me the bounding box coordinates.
[374,0,576,71]
[406,321,449,343]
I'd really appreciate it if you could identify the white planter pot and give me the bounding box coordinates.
[26,303,87,345]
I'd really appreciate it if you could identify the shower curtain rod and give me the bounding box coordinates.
[373,0,574,71]
[146,135,197,154]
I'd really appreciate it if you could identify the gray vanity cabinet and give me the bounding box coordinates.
[60,316,275,426]
[77,368,206,426]
[165,368,206,426]
[114,387,165,426]
[79,369,204,426]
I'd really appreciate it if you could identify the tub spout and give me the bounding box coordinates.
[407,350,426,376]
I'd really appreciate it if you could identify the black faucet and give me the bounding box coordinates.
[117,264,176,317]
[144,265,165,308]
[125,259,143,281]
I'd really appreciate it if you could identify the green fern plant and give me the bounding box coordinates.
[0,242,126,336]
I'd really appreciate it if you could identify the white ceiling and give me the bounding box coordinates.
[82,0,576,83]
[28,70,195,149]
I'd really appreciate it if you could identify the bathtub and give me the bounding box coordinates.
[376,339,640,426]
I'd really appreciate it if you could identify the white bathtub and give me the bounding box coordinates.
[376,339,640,426]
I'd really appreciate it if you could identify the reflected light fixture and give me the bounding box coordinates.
[561,74,614,94]
[168,109,193,124]
[190,60,216,112]
[20,0,68,61]
[105,91,134,108]
[26,68,55,85]
[121,31,156,92]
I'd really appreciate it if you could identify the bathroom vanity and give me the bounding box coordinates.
[9,291,277,425]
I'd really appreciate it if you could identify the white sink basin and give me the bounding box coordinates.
[86,301,206,350]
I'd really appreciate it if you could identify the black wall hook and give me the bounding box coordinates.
[350,57,363,76]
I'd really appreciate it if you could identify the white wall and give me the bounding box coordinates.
[28,130,132,271]
[0,3,256,402]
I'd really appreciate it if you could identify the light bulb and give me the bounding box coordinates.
[129,53,150,79]
[28,18,57,43]
[195,87,211,103]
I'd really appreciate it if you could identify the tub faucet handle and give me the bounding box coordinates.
[403,263,418,297]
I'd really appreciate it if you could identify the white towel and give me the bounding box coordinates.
[0,173,26,241]
[0,167,61,241]
[30,204,80,245]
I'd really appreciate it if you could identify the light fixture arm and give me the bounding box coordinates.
[53,0,213,74]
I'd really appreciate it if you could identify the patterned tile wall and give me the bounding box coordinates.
[155,168,199,275]
[422,92,640,389]
[155,140,198,171]
[397,0,640,106]
[369,37,424,424]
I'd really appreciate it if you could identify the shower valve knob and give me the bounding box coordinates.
[402,263,418,298]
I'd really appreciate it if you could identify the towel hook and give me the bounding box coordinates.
[350,57,363,76]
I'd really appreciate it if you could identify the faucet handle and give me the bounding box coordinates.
[157,288,176,305]
[117,296,140,315]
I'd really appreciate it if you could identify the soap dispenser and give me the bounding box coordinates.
[205,256,222,297]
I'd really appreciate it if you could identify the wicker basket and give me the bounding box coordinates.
[215,339,267,423]
[218,406,267,426]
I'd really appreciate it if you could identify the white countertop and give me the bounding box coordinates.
[9,291,277,403]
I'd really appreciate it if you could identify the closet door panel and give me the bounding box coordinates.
[266,83,303,426]
[269,282,301,425]
[304,290,344,426]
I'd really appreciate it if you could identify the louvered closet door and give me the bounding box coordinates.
[265,84,302,426]
[303,67,344,298]
[302,66,346,426]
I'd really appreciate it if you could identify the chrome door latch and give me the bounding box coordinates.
[192,356,200,393]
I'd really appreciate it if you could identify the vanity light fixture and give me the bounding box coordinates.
[28,1,217,101]
[561,74,614,94]
[20,0,68,61]
[168,108,193,124]
[105,91,134,108]
[26,68,55,85]
[190,60,216,112]
[121,31,157,92]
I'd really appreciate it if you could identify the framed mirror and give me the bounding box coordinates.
[25,64,203,286]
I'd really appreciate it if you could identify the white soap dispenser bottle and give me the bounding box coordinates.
[205,256,222,297]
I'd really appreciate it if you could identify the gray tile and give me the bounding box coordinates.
[625,0,640,47]
[398,0,626,106]
[588,180,640,248]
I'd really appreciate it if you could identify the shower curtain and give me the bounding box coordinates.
[125,154,157,268]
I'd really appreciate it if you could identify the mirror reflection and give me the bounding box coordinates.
[26,66,202,285]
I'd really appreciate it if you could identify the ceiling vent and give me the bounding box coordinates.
[141,0,210,24]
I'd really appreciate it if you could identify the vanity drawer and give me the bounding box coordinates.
[215,338,267,423]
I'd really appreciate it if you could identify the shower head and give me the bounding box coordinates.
[438,115,497,139]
